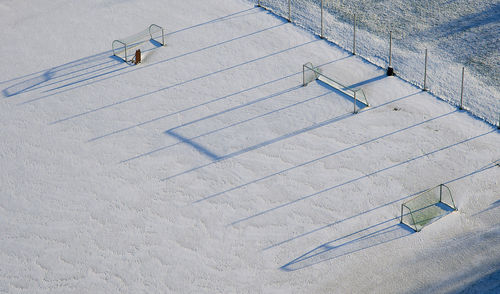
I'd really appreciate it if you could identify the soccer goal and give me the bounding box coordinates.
[302,62,369,113]
[112,24,165,62]
[400,184,457,232]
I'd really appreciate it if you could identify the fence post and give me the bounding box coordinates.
[353,91,357,113]
[400,204,404,223]
[387,31,394,76]
[321,0,324,38]
[423,49,428,91]
[302,64,306,86]
[288,0,291,22]
[460,67,464,110]
[353,14,356,55]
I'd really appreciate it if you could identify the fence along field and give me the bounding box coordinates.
[255,0,500,127]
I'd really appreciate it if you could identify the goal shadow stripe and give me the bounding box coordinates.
[229,129,494,227]
[121,85,304,162]
[25,22,288,106]
[48,26,311,123]
[265,159,499,250]
[88,57,350,142]
[194,92,425,203]
[3,8,259,95]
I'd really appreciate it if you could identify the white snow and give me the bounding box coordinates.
[0,0,499,293]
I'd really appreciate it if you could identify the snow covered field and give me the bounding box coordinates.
[0,0,499,293]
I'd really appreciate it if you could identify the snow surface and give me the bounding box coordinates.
[0,0,499,293]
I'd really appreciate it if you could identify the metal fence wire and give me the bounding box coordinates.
[254,0,499,127]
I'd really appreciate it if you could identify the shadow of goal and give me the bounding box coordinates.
[400,184,457,232]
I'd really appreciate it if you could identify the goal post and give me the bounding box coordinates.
[112,24,166,62]
[302,62,369,113]
[400,184,457,232]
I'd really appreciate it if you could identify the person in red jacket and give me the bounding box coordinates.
[134,49,141,65]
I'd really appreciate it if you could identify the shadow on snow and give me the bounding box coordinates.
[20,19,288,105]
[280,220,414,271]
[229,128,495,226]
[88,56,351,142]
[193,91,425,203]
[50,34,315,123]
[242,160,499,272]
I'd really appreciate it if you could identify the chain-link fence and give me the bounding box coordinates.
[254,0,500,127]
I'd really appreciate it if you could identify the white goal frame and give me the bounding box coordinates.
[400,184,457,232]
[112,24,165,62]
[303,62,369,113]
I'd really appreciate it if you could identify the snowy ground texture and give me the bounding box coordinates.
[1,0,499,293]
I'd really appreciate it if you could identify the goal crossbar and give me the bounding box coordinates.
[112,24,165,62]
[302,62,369,113]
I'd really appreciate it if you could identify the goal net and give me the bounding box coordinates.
[302,62,369,113]
[303,62,320,86]
[112,24,165,62]
[400,184,457,232]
